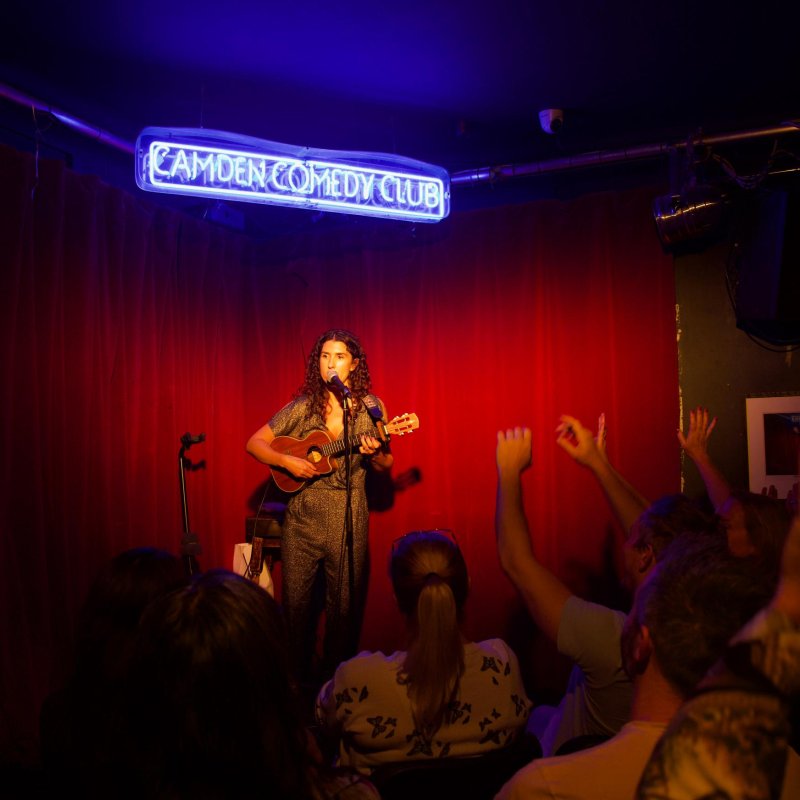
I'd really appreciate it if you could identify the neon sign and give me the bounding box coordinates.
[135,127,450,223]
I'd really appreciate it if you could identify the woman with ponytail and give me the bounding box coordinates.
[315,530,531,773]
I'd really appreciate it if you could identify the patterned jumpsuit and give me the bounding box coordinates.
[268,395,387,681]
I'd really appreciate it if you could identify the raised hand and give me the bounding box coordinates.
[496,427,532,476]
[555,414,605,469]
[556,412,650,532]
[675,406,733,511]
[495,425,571,643]
[596,412,608,461]
[677,406,717,462]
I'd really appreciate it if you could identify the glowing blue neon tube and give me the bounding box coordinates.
[135,127,450,223]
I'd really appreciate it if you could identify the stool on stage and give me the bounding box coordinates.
[233,503,285,597]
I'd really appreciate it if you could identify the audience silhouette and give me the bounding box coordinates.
[39,547,188,795]
[31,406,797,800]
[118,569,377,799]
[496,424,722,755]
[497,534,775,799]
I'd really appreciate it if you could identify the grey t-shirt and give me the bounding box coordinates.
[542,595,634,756]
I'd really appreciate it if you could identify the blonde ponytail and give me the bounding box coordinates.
[391,531,468,740]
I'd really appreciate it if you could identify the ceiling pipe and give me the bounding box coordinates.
[450,122,800,186]
[2,80,798,187]
[0,81,134,155]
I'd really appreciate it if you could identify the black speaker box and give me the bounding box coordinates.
[733,189,800,344]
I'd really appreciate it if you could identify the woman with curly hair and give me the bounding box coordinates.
[247,329,392,684]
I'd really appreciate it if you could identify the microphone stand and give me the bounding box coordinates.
[343,394,355,602]
[331,389,355,665]
[344,393,356,638]
[178,432,205,576]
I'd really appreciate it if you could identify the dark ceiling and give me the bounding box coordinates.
[2,1,799,237]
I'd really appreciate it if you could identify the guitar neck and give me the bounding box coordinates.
[320,430,371,459]
[269,413,416,494]
[319,416,412,458]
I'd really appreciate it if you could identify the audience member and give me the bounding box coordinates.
[636,504,800,799]
[316,530,531,773]
[117,569,377,799]
[555,414,724,581]
[496,533,774,799]
[38,547,188,793]
[679,406,791,571]
[496,426,720,755]
[556,412,650,540]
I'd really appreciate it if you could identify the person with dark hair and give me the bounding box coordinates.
[679,405,792,573]
[497,535,775,799]
[247,329,393,682]
[315,530,531,773]
[39,547,188,793]
[118,569,378,799]
[496,426,722,756]
[629,493,722,562]
[722,489,792,570]
[637,511,800,800]
[554,414,724,588]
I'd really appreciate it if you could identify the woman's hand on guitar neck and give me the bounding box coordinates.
[360,434,393,471]
[358,433,382,456]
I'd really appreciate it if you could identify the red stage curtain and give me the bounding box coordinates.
[0,143,679,758]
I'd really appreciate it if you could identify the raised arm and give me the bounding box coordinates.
[556,414,649,536]
[495,427,572,643]
[677,406,732,511]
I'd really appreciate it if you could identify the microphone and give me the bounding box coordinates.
[326,369,352,397]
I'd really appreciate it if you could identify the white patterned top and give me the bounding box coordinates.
[315,638,532,773]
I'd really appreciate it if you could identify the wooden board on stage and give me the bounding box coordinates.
[236,507,285,596]
[245,503,285,569]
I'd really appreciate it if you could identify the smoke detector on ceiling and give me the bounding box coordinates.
[538,108,564,134]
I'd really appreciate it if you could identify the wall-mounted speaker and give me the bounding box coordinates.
[731,189,800,345]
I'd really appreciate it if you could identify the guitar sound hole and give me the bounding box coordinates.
[307,449,323,464]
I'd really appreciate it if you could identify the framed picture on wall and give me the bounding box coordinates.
[746,395,800,496]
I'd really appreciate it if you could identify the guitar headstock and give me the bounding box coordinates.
[385,412,419,436]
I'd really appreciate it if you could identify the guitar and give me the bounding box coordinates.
[269,412,420,493]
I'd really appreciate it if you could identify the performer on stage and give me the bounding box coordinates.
[246,329,393,684]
